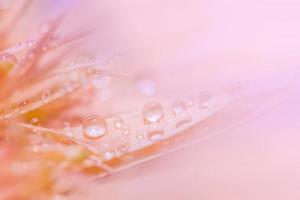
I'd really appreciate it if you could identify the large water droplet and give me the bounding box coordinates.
[83,116,107,139]
[143,101,164,123]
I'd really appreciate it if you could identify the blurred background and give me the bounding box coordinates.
[2,0,300,199]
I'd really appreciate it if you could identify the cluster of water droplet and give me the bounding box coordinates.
[50,91,213,166]
[143,101,165,142]
[172,100,192,128]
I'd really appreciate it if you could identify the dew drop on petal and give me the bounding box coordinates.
[103,151,114,160]
[113,117,123,129]
[172,101,187,116]
[26,40,34,47]
[116,139,130,153]
[0,53,17,64]
[83,116,107,139]
[143,101,164,123]
[146,123,165,141]
[148,130,164,142]
[63,81,79,93]
[136,134,144,140]
[199,92,211,109]
[30,118,39,125]
[172,100,193,127]
[122,128,131,136]
[18,100,29,109]
[41,90,51,103]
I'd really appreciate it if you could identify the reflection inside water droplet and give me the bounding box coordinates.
[148,130,164,141]
[172,101,187,116]
[30,118,39,125]
[83,116,107,139]
[103,151,114,160]
[122,128,131,136]
[143,101,164,123]
[114,117,123,129]
[172,100,192,128]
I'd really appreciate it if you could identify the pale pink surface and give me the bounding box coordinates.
[62,0,300,199]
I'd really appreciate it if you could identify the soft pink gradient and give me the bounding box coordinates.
[54,0,300,199]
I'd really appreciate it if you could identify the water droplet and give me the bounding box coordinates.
[83,116,107,139]
[30,118,39,125]
[172,101,187,116]
[113,117,123,129]
[136,134,144,140]
[143,101,164,123]
[199,92,211,109]
[186,96,197,108]
[122,128,131,136]
[89,68,102,78]
[146,123,164,141]
[116,139,130,153]
[41,90,51,103]
[148,130,164,141]
[26,40,34,47]
[0,53,17,64]
[172,100,192,127]
[103,151,114,160]
[18,100,29,109]
[63,81,79,93]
